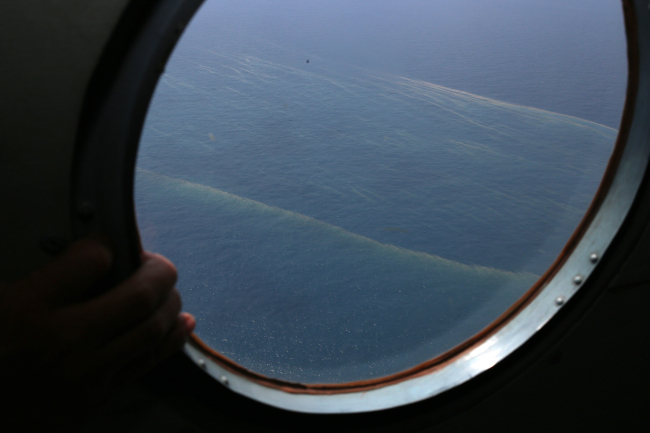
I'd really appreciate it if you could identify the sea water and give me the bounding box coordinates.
[135,0,626,383]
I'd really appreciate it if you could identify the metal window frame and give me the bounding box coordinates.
[72,0,647,414]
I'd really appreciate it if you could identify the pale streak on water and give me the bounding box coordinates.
[135,0,624,383]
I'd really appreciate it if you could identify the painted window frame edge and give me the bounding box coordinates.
[72,0,647,414]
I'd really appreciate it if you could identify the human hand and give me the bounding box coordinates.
[0,238,195,431]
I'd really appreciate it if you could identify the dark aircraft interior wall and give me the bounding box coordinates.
[1,1,649,432]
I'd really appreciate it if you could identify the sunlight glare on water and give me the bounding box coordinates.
[135,0,626,383]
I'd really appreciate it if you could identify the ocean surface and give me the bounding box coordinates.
[135,0,627,383]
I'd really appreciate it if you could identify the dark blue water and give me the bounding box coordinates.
[135,0,626,383]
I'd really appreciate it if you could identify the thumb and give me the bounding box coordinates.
[30,237,113,305]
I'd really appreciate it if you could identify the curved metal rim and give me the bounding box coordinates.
[74,0,647,414]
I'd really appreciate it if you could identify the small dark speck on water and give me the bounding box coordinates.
[306,59,309,63]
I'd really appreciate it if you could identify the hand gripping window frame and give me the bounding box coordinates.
[72,0,647,414]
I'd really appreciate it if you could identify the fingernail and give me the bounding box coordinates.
[181,312,196,335]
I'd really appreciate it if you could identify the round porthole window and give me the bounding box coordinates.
[74,0,647,413]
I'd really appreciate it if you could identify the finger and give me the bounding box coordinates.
[29,238,113,304]
[140,250,156,261]
[116,314,190,384]
[77,253,178,341]
[180,312,196,335]
[95,288,183,377]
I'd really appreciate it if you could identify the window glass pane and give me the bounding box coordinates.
[135,0,626,383]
